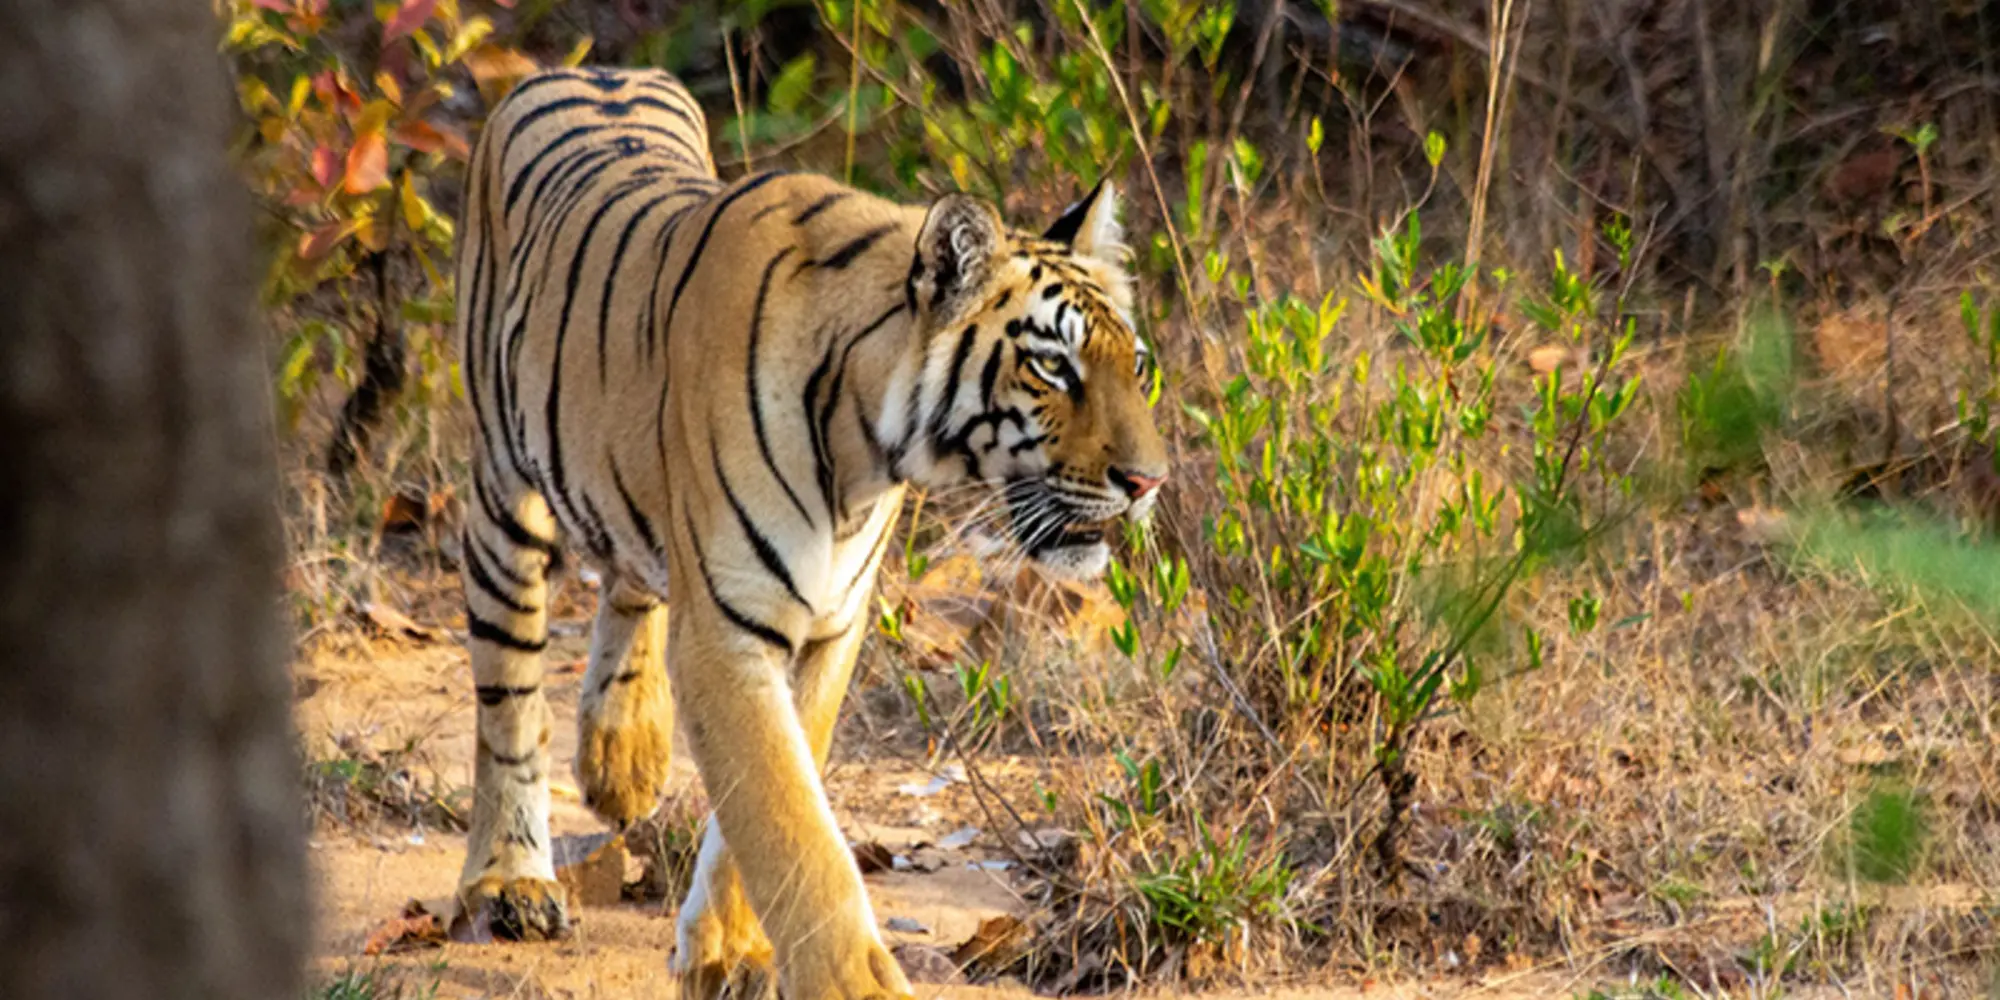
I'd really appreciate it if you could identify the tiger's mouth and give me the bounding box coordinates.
[1003,483,1119,576]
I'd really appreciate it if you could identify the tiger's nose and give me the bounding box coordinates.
[1107,466,1166,499]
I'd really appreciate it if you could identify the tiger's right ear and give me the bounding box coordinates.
[910,194,1004,323]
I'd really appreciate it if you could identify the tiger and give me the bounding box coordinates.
[451,65,1168,998]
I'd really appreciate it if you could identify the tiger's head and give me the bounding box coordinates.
[887,183,1169,579]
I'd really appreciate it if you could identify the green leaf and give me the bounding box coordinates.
[767,53,817,116]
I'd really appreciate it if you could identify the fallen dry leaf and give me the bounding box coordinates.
[352,601,445,644]
[852,841,894,874]
[362,899,447,955]
[950,914,1031,974]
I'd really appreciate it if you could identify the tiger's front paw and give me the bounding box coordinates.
[675,950,777,1000]
[575,694,673,829]
[455,874,571,942]
[783,936,915,1000]
[671,891,775,999]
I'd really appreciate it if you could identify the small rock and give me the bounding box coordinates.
[936,826,980,851]
[893,944,967,986]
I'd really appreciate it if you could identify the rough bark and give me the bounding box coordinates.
[0,3,307,999]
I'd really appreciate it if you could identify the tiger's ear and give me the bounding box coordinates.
[1042,180,1122,263]
[912,194,1004,322]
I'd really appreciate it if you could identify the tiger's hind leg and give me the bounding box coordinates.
[455,466,569,941]
[576,576,675,829]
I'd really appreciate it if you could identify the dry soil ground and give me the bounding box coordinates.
[302,631,1978,1000]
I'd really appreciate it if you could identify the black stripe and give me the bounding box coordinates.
[504,96,700,159]
[856,378,891,471]
[640,194,710,360]
[928,323,982,440]
[817,362,850,523]
[596,189,680,385]
[476,684,540,706]
[610,459,662,556]
[463,534,537,614]
[802,337,839,519]
[808,224,896,271]
[649,177,791,493]
[487,748,534,767]
[745,247,817,525]
[663,171,792,324]
[689,526,796,657]
[506,131,636,226]
[472,473,557,555]
[467,523,528,590]
[977,339,1006,407]
[543,177,654,546]
[576,492,614,560]
[712,439,812,612]
[811,302,904,519]
[468,613,548,653]
[793,192,847,225]
[495,69,591,105]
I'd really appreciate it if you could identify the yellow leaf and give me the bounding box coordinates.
[287,73,311,116]
[410,27,441,67]
[239,78,276,113]
[562,36,594,67]
[463,44,540,107]
[354,98,396,135]
[353,209,389,252]
[411,240,446,288]
[375,70,403,106]
[400,176,431,229]
[442,15,494,65]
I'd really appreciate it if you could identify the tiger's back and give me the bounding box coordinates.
[457,67,721,581]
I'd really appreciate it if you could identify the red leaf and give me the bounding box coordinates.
[309,145,341,190]
[343,130,389,194]
[390,119,470,161]
[250,0,292,11]
[298,221,350,260]
[311,70,361,116]
[381,0,436,44]
[491,0,516,6]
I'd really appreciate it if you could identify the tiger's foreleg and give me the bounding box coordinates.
[667,609,911,1000]
[575,576,675,828]
[671,618,873,997]
[455,472,568,941]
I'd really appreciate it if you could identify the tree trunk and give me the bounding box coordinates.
[0,3,307,999]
